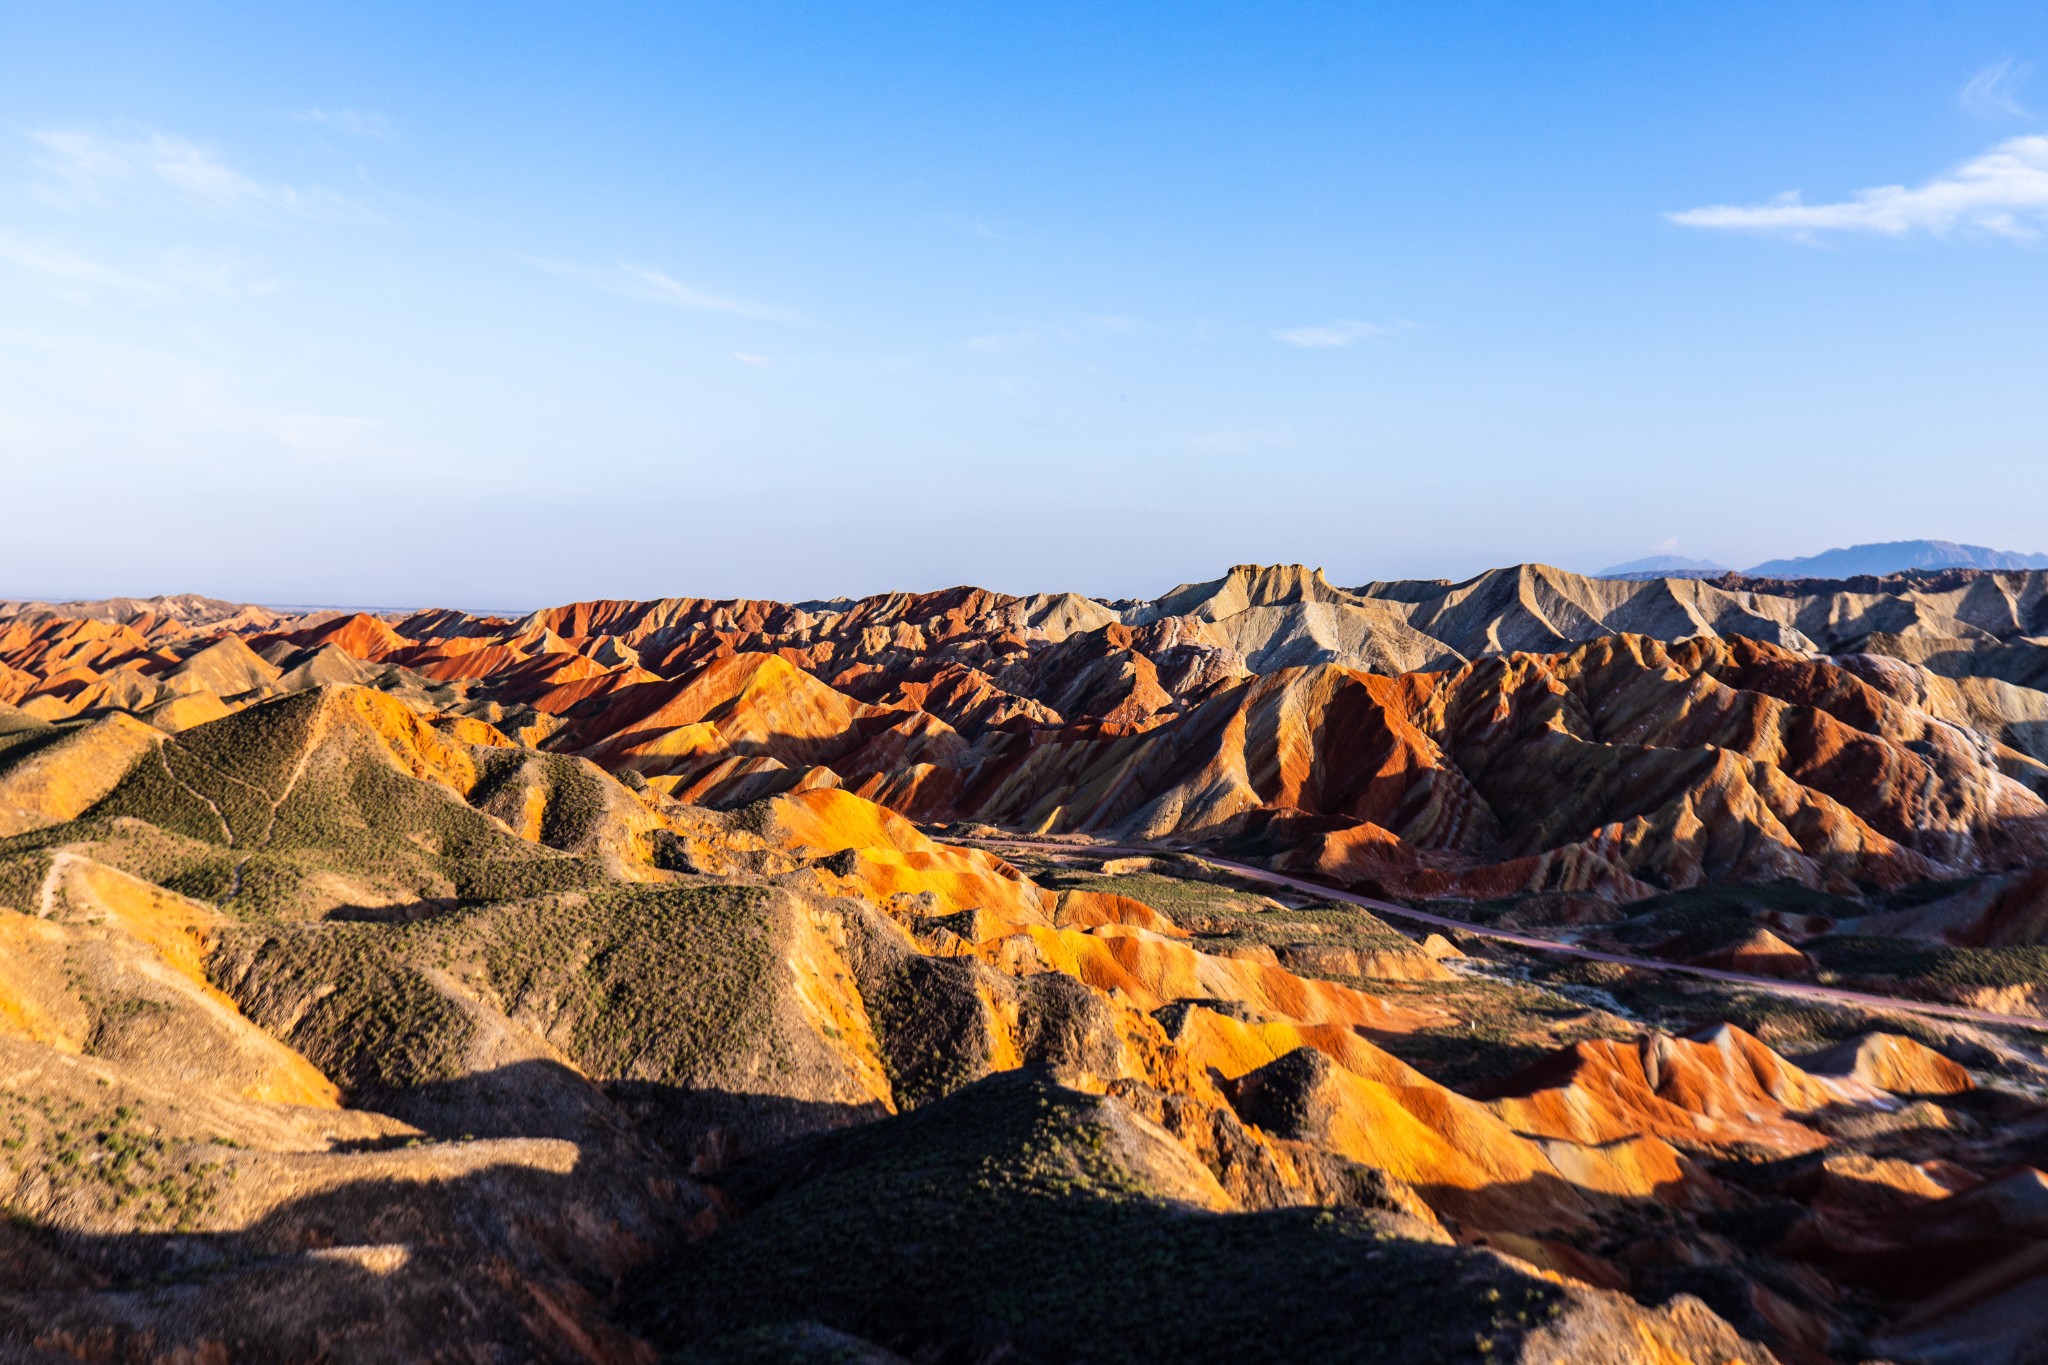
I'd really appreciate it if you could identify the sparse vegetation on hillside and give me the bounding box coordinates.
[209,924,476,1095]
[1036,868,1287,925]
[1361,973,1637,1088]
[474,884,782,1082]
[638,1070,1564,1365]
[0,848,51,913]
[469,748,617,850]
[0,1089,230,1232]
[73,693,607,917]
[1811,936,2048,993]
[0,718,65,765]
[89,746,233,844]
[1603,882,1860,947]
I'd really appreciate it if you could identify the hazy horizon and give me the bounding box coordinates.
[13,539,2048,618]
[5,2,2047,605]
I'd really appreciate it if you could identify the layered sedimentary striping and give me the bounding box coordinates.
[2,567,2047,1361]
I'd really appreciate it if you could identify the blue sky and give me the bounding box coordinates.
[2,2,2046,607]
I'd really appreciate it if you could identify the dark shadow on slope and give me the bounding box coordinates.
[604,1081,889,1176]
[0,1139,690,1365]
[357,1055,645,1146]
[322,896,465,923]
[626,1067,1775,1365]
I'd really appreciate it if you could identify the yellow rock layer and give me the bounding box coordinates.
[0,712,163,837]
[18,855,342,1108]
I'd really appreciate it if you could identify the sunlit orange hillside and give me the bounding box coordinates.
[3,565,2047,1363]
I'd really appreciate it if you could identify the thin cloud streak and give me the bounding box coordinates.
[0,233,279,303]
[517,255,800,323]
[1271,319,1389,348]
[939,211,1040,244]
[0,233,167,298]
[963,330,1048,352]
[27,127,380,224]
[1669,133,2048,239]
[1960,60,2035,121]
[292,108,395,139]
[0,327,419,470]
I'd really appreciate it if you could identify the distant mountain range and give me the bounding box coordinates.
[1593,554,1732,579]
[1746,540,2048,578]
[1598,539,2048,581]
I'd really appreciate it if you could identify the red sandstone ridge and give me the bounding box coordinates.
[6,574,2045,906]
[7,567,2048,1363]
[1688,928,1813,978]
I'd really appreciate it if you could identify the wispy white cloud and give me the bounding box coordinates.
[1271,319,1389,348]
[1669,133,2048,240]
[292,108,394,139]
[941,212,1005,240]
[1960,59,2035,121]
[0,234,278,304]
[518,255,800,323]
[157,247,280,299]
[0,233,167,299]
[940,212,1042,244]
[0,327,419,469]
[623,264,796,321]
[733,352,770,367]
[27,126,379,223]
[963,329,1050,352]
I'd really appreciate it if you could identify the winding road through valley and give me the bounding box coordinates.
[959,836,2048,1035]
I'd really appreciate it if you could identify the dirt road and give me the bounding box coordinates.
[965,836,2048,1034]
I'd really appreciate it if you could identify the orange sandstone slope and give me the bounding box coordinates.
[626,784,2035,1362]
[7,571,2046,909]
[3,647,2042,1360]
[537,639,2038,903]
[864,636,2043,900]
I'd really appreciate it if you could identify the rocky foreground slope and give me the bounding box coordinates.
[2,565,2047,1362]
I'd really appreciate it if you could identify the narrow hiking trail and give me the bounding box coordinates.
[960,835,2048,1034]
